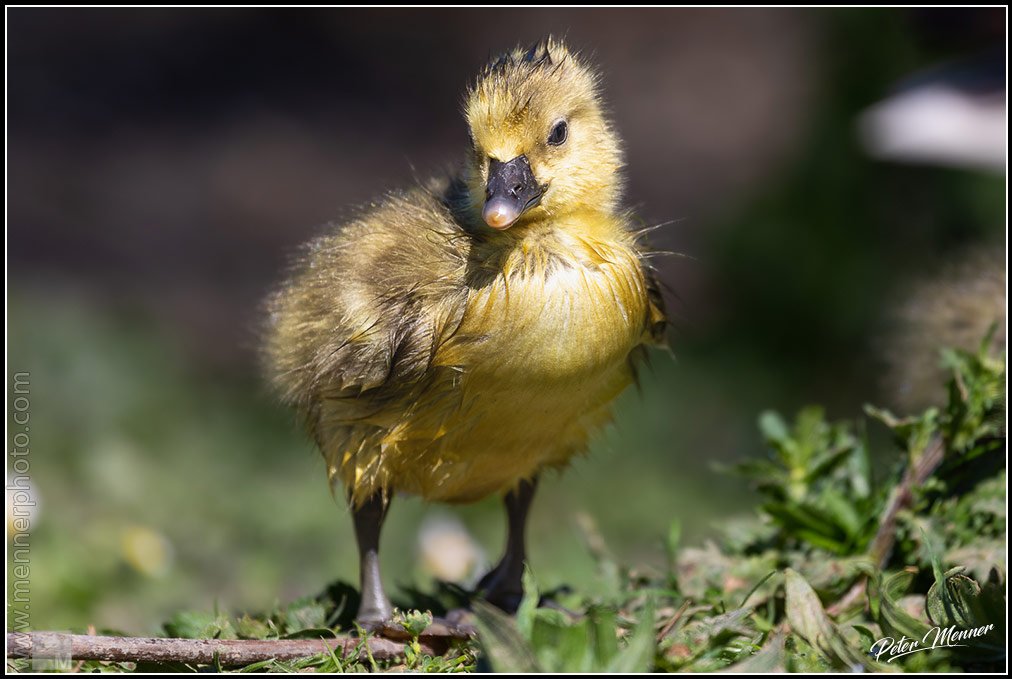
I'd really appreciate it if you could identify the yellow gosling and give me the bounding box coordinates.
[263,38,667,623]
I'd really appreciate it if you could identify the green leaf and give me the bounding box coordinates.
[543,617,592,672]
[870,569,932,642]
[926,567,980,629]
[529,606,575,670]
[235,614,272,640]
[806,440,858,485]
[865,405,939,463]
[605,598,656,673]
[515,567,539,641]
[846,429,873,499]
[820,487,863,540]
[472,599,542,673]
[721,629,787,673]
[783,568,873,670]
[668,604,753,652]
[587,605,620,667]
[758,410,790,445]
[762,501,840,537]
[739,570,778,609]
[281,627,338,640]
[162,610,237,640]
[396,609,433,638]
[282,599,328,635]
[923,567,1006,661]
[784,635,832,672]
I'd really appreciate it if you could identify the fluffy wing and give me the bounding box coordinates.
[263,187,471,446]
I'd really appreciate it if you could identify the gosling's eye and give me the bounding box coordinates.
[547,119,568,146]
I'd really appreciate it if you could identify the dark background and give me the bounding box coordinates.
[7,7,1005,633]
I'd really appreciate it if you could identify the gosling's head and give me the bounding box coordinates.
[462,38,623,231]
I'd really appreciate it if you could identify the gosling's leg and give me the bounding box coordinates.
[351,491,393,626]
[476,477,538,612]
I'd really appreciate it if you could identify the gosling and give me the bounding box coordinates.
[264,38,667,625]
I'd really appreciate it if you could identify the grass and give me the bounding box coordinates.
[5,289,754,635]
[8,313,1005,672]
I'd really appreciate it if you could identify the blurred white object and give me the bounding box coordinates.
[417,512,486,584]
[858,56,1006,173]
[7,477,39,536]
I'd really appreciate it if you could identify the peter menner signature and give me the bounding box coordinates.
[870,624,997,662]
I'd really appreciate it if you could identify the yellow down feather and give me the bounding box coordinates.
[264,38,667,506]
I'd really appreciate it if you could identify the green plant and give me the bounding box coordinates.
[7,332,1004,673]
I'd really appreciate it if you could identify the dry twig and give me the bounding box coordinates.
[7,623,473,668]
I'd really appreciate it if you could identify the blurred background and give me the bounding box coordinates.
[7,8,1005,634]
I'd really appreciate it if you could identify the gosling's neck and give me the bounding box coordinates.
[453,197,626,245]
[480,200,629,247]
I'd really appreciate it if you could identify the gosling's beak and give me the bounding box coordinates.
[482,155,543,230]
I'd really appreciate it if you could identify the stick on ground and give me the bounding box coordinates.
[6,628,467,668]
